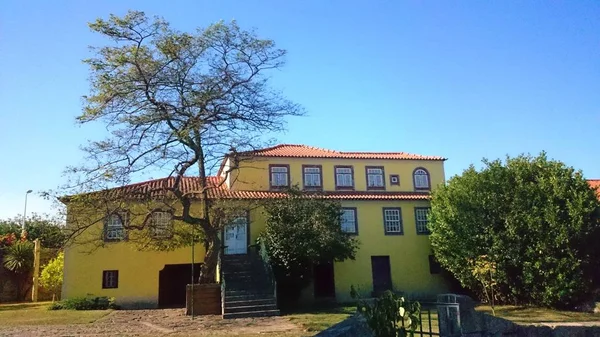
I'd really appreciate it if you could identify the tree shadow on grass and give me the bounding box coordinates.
[0,302,47,312]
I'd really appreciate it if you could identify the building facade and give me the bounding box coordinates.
[62,144,449,308]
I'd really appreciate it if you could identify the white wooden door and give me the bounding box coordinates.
[224,217,248,255]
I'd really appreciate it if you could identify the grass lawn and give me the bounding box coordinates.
[0,302,111,326]
[476,305,600,324]
[284,305,356,333]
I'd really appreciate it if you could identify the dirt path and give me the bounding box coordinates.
[0,309,308,337]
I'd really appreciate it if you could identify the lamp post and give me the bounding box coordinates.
[23,190,32,230]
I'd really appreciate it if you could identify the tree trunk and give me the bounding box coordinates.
[198,230,221,284]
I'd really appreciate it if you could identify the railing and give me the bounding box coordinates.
[415,303,441,336]
[254,241,277,302]
[218,249,225,316]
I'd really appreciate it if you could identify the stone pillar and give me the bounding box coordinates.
[31,239,41,302]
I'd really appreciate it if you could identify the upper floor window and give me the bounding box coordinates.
[104,212,127,242]
[335,166,354,189]
[340,208,358,234]
[415,207,431,235]
[383,208,403,235]
[303,165,322,189]
[150,211,173,239]
[413,168,430,190]
[366,166,385,190]
[270,165,290,188]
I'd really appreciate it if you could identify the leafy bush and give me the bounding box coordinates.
[351,286,421,337]
[429,153,600,308]
[40,252,64,300]
[48,296,118,310]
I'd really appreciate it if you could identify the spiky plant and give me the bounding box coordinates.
[3,241,34,273]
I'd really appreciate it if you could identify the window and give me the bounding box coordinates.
[102,270,119,288]
[150,211,173,239]
[383,208,403,235]
[366,166,385,189]
[429,255,441,274]
[335,166,354,189]
[390,174,400,186]
[303,165,322,189]
[340,208,358,234]
[104,212,126,241]
[270,165,290,188]
[413,168,430,190]
[415,207,431,234]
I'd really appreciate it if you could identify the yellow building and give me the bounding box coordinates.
[62,144,449,310]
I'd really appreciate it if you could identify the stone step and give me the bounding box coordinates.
[224,298,276,307]
[224,303,278,314]
[223,309,280,319]
[225,292,275,301]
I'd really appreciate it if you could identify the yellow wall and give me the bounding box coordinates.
[247,200,447,302]
[62,202,207,308]
[230,157,445,192]
[62,241,204,308]
[64,155,447,306]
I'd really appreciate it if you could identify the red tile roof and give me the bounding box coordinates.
[589,179,600,195]
[239,144,445,161]
[66,176,430,202]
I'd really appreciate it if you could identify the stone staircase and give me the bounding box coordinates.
[221,253,279,319]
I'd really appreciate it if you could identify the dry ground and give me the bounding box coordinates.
[0,302,354,337]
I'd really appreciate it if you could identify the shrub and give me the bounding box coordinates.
[48,296,118,310]
[351,286,421,337]
[40,252,63,301]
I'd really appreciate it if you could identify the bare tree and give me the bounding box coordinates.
[61,11,302,283]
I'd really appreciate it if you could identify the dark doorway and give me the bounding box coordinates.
[158,263,201,308]
[371,256,392,295]
[313,261,335,298]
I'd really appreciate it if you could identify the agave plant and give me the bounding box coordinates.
[3,241,34,273]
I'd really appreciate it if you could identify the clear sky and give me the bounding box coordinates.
[1,1,599,219]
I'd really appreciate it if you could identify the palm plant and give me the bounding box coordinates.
[3,241,34,273]
[2,241,34,300]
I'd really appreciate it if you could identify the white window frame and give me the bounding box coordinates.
[270,165,289,188]
[151,211,173,239]
[105,212,126,241]
[335,166,354,188]
[383,208,403,235]
[303,166,322,188]
[366,167,385,188]
[340,208,357,234]
[414,168,430,190]
[415,207,431,234]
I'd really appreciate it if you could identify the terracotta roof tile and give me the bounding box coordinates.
[69,176,430,202]
[240,144,445,161]
[589,179,600,196]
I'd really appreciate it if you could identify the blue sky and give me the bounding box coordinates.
[1,1,599,219]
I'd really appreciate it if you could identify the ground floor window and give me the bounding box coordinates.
[102,270,119,289]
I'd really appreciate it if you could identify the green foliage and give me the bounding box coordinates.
[40,252,64,299]
[260,187,359,303]
[470,255,497,315]
[2,241,34,273]
[0,213,65,248]
[429,153,600,308]
[352,286,421,337]
[48,296,118,310]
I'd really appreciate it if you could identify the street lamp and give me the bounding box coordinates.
[23,190,32,230]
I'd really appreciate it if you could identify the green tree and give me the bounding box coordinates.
[40,252,64,301]
[58,11,302,284]
[260,188,359,304]
[0,213,66,248]
[429,153,600,308]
